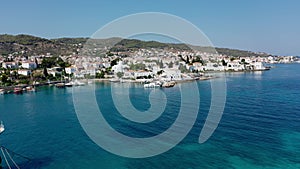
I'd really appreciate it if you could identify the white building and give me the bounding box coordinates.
[226,61,244,71]
[65,66,77,75]
[193,62,204,72]
[21,62,37,69]
[160,68,182,81]
[112,61,129,73]
[47,67,63,77]
[134,71,153,79]
[250,62,266,70]
[204,62,225,71]
[2,62,19,69]
[18,69,31,76]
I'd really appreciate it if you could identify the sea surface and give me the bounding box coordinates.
[0,64,300,169]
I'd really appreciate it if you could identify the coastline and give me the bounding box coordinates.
[0,67,275,95]
[0,75,217,95]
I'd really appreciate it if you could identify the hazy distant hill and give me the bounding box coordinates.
[0,34,271,57]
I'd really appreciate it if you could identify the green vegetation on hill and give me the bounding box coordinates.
[111,39,192,52]
[215,48,270,57]
[0,34,87,56]
[0,34,272,57]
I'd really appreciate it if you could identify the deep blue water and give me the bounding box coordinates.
[0,64,300,168]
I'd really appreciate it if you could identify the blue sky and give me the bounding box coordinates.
[0,0,299,55]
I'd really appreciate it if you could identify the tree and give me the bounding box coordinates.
[179,63,189,73]
[43,67,48,77]
[41,56,70,68]
[157,70,164,75]
[168,62,174,68]
[111,58,120,67]
[35,58,39,68]
[159,60,164,68]
[1,74,8,83]
[221,59,227,66]
[116,72,124,78]
[186,56,190,64]
[130,63,146,70]
[96,71,105,78]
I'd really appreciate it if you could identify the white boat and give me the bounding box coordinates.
[26,86,36,92]
[74,80,85,86]
[0,121,5,134]
[110,78,120,82]
[144,82,161,88]
[0,89,5,95]
[65,82,73,87]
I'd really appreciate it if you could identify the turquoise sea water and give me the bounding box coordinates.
[0,64,300,168]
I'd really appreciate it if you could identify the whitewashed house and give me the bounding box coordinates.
[65,66,77,75]
[204,62,225,71]
[250,62,266,70]
[193,62,204,72]
[18,69,31,76]
[134,70,153,79]
[160,68,182,81]
[2,62,19,69]
[112,61,129,73]
[21,62,37,69]
[226,61,244,71]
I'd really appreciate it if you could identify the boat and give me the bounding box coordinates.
[73,80,85,86]
[26,86,36,92]
[110,78,120,83]
[162,81,176,88]
[0,89,5,95]
[144,81,161,88]
[55,83,65,88]
[14,87,23,94]
[65,82,73,87]
[0,121,4,134]
[75,81,85,86]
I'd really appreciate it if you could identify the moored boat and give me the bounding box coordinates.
[26,86,36,92]
[0,89,5,95]
[74,80,85,86]
[0,121,4,134]
[14,87,23,94]
[162,81,176,88]
[144,81,161,88]
[55,83,65,88]
[110,78,120,83]
[65,82,73,87]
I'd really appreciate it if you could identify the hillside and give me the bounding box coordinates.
[0,34,271,57]
[0,34,87,56]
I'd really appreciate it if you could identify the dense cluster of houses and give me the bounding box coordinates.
[0,47,299,83]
